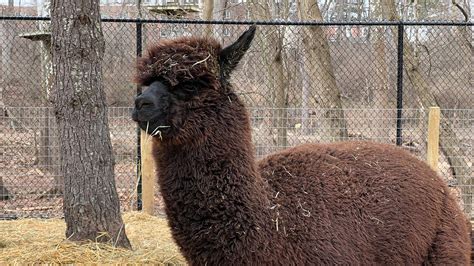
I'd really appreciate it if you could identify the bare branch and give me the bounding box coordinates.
[452,0,469,22]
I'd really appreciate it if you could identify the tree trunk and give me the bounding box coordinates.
[369,27,393,140]
[137,0,142,18]
[202,0,214,37]
[0,14,12,189]
[0,3,14,184]
[35,0,62,193]
[248,0,289,150]
[370,0,394,140]
[215,0,228,42]
[0,20,11,116]
[297,0,348,141]
[273,29,288,148]
[0,176,10,200]
[404,45,471,215]
[51,0,131,248]
[385,0,472,216]
[373,28,390,106]
[0,13,15,201]
[1,10,21,129]
[299,50,311,134]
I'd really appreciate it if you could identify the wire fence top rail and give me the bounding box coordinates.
[1,16,473,26]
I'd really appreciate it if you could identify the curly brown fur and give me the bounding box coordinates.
[132,26,471,265]
[135,37,221,87]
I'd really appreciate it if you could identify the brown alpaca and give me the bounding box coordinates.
[131,26,470,265]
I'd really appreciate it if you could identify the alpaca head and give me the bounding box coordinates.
[131,26,256,145]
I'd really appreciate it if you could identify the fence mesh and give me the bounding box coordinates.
[0,18,472,219]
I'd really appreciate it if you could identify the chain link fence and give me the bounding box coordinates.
[0,18,472,219]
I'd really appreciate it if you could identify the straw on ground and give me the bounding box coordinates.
[0,212,186,265]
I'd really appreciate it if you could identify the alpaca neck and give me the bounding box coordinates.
[154,103,272,259]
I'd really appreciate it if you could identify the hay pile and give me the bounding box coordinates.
[0,212,186,265]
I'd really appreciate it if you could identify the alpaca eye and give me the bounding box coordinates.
[170,84,197,100]
[183,86,197,93]
[178,82,198,94]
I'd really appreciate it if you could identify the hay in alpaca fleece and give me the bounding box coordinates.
[0,212,186,265]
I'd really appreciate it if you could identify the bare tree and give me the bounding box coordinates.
[0,171,10,200]
[384,0,472,215]
[32,0,62,194]
[202,0,214,36]
[50,0,131,248]
[247,0,289,149]
[0,0,15,200]
[8,0,14,11]
[137,0,143,18]
[1,0,14,111]
[370,0,396,139]
[214,0,229,42]
[453,0,473,53]
[297,0,348,140]
[0,21,11,114]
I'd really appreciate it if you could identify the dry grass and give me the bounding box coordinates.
[0,212,186,265]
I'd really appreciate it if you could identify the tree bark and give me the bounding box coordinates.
[273,29,289,148]
[369,27,394,140]
[248,0,289,149]
[137,0,142,18]
[0,176,10,200]
[0,19,12,112]
[51,0,131,248]
[202,0,214,37]
[0,21,9,110]
[35,0,62,193]
[215,0,228,42]
[370,0,394,139]
[385,0,472,216]
[404,45,472,215]
[0,6,14,188]
[297,0,348,141]
[299,49,311,135]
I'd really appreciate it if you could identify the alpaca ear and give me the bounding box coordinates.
[219,25,256,82]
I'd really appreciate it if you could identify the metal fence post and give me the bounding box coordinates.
[396,23,404,146]
[136,21,143,211]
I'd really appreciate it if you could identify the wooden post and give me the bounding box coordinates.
[140,130,155,215]
[427,107,441,172]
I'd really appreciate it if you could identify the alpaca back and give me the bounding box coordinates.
[258,141,470,264]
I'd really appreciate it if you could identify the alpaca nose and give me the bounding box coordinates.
[135,96,154,110]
